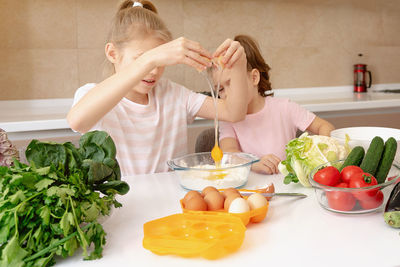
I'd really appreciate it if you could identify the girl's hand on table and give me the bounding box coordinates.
[251,154,281,175]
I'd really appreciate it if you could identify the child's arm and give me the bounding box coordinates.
[306,116,335,136]
[67,57,155,133]
[196,39,248,122]
[67,37,212,133]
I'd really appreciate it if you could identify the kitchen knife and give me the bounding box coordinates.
[240,192,307,198]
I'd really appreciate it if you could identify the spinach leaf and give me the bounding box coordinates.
[83,160,114,185]
[63,141,82,173]
[79,131,116,159]
[25,140,67,173]
[95,180,130,195]
[0,131,129,266]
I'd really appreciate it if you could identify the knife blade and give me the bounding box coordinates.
[240,192,307,198]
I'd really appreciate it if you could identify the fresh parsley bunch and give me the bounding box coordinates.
[0,131,129,266]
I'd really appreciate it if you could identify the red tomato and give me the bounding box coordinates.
[326,190,356,211]
[359,190,384,210]
[314,166,341,186]
[336,182,349,188]
[349,172,378,200]
[340,166,363,183]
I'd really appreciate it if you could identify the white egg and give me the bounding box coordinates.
[246,193,268,210]
[228,198,250,213]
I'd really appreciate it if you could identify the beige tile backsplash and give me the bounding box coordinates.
[0,0,77,49]
[0,0,399,100]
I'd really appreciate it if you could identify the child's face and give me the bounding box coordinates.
[214,69,229,99]
[115,36,166,94]
[214,69,254,101]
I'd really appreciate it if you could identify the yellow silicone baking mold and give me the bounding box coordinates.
[143,213,246,259]
[180,198,269,226]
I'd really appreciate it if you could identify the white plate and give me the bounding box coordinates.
[330,127,400,142]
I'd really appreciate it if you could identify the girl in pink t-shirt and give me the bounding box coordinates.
[67,1,249,176]
[218,35,335,175]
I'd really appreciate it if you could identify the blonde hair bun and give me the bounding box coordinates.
[119,0,158,13]
[109,0,171,45]
[104,0,172,77]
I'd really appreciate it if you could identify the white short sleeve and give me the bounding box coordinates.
[167,80,207,124]
[70,83,103,131]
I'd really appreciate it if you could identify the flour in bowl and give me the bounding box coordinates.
[177,164,249,191]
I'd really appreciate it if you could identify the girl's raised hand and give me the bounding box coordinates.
[144,37,212,71]
[213,39,246,69]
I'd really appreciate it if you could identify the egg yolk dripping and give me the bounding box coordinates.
[206,56,226,180]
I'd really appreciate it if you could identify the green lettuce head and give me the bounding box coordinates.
[278,133,348,187]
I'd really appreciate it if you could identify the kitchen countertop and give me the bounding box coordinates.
[55,171,400,267]
[1,84,400,139]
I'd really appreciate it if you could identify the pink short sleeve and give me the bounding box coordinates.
[287,100,316,131]
[219,121,237,141]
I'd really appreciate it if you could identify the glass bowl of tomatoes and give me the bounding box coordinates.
[309,160,400,214]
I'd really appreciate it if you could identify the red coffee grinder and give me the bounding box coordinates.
[354,55,372,92]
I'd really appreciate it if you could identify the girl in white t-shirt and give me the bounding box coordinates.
[67,1,248,176]
[217,35,335,175]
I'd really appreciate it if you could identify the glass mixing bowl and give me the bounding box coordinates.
[167,152,259,191]
[309,160,400,214]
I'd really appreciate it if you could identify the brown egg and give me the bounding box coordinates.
[185,196,207,211]
[230,192,242,200]
[183,190,202,204]
[224,194,242,211]
[201,186,219,197]
[222,187,240,198]
[204,191,224,211]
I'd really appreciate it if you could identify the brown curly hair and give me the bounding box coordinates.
[234,35,273,97]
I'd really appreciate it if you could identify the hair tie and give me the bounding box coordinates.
[132,1,143,8]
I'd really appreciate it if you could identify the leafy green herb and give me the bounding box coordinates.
[0,131,129,266]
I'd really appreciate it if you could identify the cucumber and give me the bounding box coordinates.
[375,137,398,184]
[339,146,365,171]
[360,136,384,176]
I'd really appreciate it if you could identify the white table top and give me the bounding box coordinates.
[56,171,400,267]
